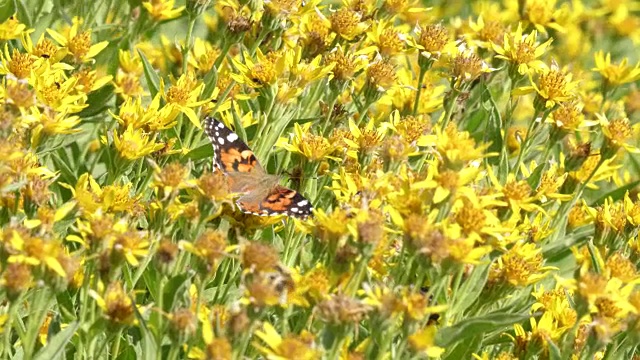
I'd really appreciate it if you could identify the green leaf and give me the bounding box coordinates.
[0,0,16,23]
[526,162,547,190]
[138,50,161,99]
[33,321,79,360]
[133,299,158,360]
[163,274,192,311]
[449,263,490,315]
[436,312,530,348]
[185,143,212,162]
[14,0,31,26]
[201,66,218,100]
[590,180,640,206]
[443,335,483,360]
[482,84,503,166]
[78,84,115,118]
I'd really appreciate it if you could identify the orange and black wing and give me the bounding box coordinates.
[238,185,313,219]
[203,116,264,174]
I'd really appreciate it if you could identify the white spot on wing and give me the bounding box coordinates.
[297,200,308,206]
[290,207,299,213]
[227,133,239,142]
[218,137,225,144]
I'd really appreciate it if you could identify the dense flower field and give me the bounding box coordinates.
[1,0,640,359]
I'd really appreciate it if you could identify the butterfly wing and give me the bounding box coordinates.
[203,116,265,174]
[203,116,313,219]
[237,185,313,219]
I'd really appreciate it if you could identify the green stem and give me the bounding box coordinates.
[22,287,50,360]
[412,66,428,115]
[213,39,233,70]
[440,87,460,129]
[156,278,166,359]
[182,16,198,75]
[512,109,541,177]
[112,329,123,358]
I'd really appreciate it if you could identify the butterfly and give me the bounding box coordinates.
[203,116,313,219]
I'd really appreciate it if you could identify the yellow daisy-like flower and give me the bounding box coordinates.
[25,107,81,145]
[142,0,185,21]
[253,322,320,360]
[231,49,286,89]
[162,72,212,128]
[492,22,552,75]
[276,122,337,162]
[46,16,109,63]
[408,325,445,358]
[593,50,640,86]
[89,281,137,325]
[0,15,29,41]
[514,62,579,109]
[112,126,165,161]
[596,112,640,158]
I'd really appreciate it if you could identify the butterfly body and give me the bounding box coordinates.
[203,117,313,219]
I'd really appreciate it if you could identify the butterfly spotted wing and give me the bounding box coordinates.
[203,116,313,218]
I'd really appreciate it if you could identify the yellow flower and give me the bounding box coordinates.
[406,23,456,60]
[112,126,165,161]
[514,62,579,109]
[90,281,137,325]
[162,72,213,127]
[25,107,81,146]
[0,45,37,79]
[487,169,547,216]
[522,0,565,34]
[73,67,113,94]
[142,0,185,21]
[492,23,552,75]
[31,66,87,113]
[46,16,109,63]
[0,15,28,41]
[449,44,494,89]
[109,225,151,267]
[231,49,286,88]
[288,47,335,88]
[408,325,445,358]
[324,45,370,83]
[253,322,320,360]
[187,38,220,74]
[490,241,557,287]
[365,20,407,57]
[593,50,640,86]
[596,112,640,158]
[110,93,177,131]
[327,8,369,41]
[21,32,68,63]
[468,15,507,49]
[276,122,336,162]
[5,230,68,278]
[419,122,493,169]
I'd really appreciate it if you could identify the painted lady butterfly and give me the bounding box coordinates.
[203,116,313,219]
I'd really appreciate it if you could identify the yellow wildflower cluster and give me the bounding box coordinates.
[1,0,640,359]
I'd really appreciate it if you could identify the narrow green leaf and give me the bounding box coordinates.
[436,312,530,348]
[185,143,212,162]
[482,85,503,166]
[78,84,115,118]
[450,263,490,315]
[0,0,16,23]
[526,162,547,190]
[201,66,218,100]
[443,335,483,360]
[132,297,158,360]
[138,50,161,99]
[33,321,79,360]
[591,180,640,206]
[163,274,192,311]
